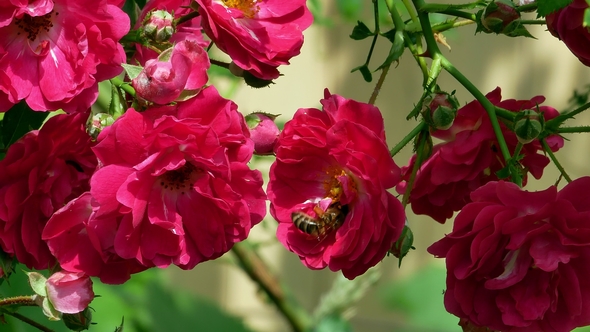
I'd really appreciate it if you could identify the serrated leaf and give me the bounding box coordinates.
[350,21,373,40]
[351,64,372,82]
[0,102,48,147]
[504,21,536,38]
[536,0,573,17]
[376,31,405,71]
[121,63,144,80]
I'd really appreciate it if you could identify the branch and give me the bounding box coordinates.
[231,241,311,332]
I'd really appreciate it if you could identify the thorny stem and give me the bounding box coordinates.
[541,139,572,183]
[557,126,590,133]
[231,241,311,332]
[0,295,37,307]
[432,19,475,33]
[390,121,427,157]
[6,312,55,332]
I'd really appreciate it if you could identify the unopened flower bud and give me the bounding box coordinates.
[432,106,457,130]
[423,91,459,130]
[390,225,414,266]
[142,10,175,43]
[246,112,280,155]
[89,113,115,139]
[63,307,93,331]
[514,110,543,144]
[480,0,520,34]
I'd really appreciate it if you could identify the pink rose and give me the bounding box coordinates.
[0,112,97,270]
[546,0,590,66]
[397,87,564,223]
[268,89,405,279]
[196,0,313,80]
[45,86,266,283]
[0,0,129,112]
[46,271,94,314]
[132,40,210,105]
[428,178,590,332]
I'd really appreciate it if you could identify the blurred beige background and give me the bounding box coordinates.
[165,3,590,332]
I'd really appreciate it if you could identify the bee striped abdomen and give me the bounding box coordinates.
[291,212,321,237]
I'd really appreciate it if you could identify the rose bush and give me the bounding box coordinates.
[268,89,405,279]
[428,178,590,331]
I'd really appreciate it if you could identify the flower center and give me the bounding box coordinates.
[322,166,357,205]
[159,163,200,195]
[221,0,260,18]
[14,11,56,41]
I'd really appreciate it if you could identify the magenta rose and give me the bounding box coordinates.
[428,178,590,332]
[397,87,564,223]
[0,112,97,270]
[132,40,210,105]
[196,0,313,80]
[45,86,266,283]
[546,0,590,66]
[0,0,129,112]
[268,89,406,279]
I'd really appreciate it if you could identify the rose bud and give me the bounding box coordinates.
[389,224,415,266]
[480,0,520,34]
[46,272,94,314]
[246,112,280,155]
[142,9,175,43]
[423,91,459,130]
[63,307,93,331]
[514,109,543,144]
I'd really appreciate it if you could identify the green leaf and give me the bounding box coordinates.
[121,63,144,80]
[350,21,373,40]
[536,0,573,17]
[584,7,590,27]
[335,0,363,21]
[0,102,48,148]
[376,31,405,71]
[351,64,372,82]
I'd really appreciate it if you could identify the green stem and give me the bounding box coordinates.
[434,9,476,21]
[541,139,572,183]
[556,126,590,134]
[494,107,517,122]
[441,58,511,163]
[390,121,427,157]
[431,19,475,33]
[520,20,546,25]
[231,241,311,332]
[110,77,136,98]
[6,312,54,332]
[401,0,420,24]
[547,101,590,128]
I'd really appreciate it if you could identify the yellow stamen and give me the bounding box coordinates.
[221,0,260,18]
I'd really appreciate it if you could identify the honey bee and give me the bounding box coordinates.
[291,204,349,240]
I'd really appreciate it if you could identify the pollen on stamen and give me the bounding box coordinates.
[14,11,55,41]
[221,0,260,18]
[158,162,201,195]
